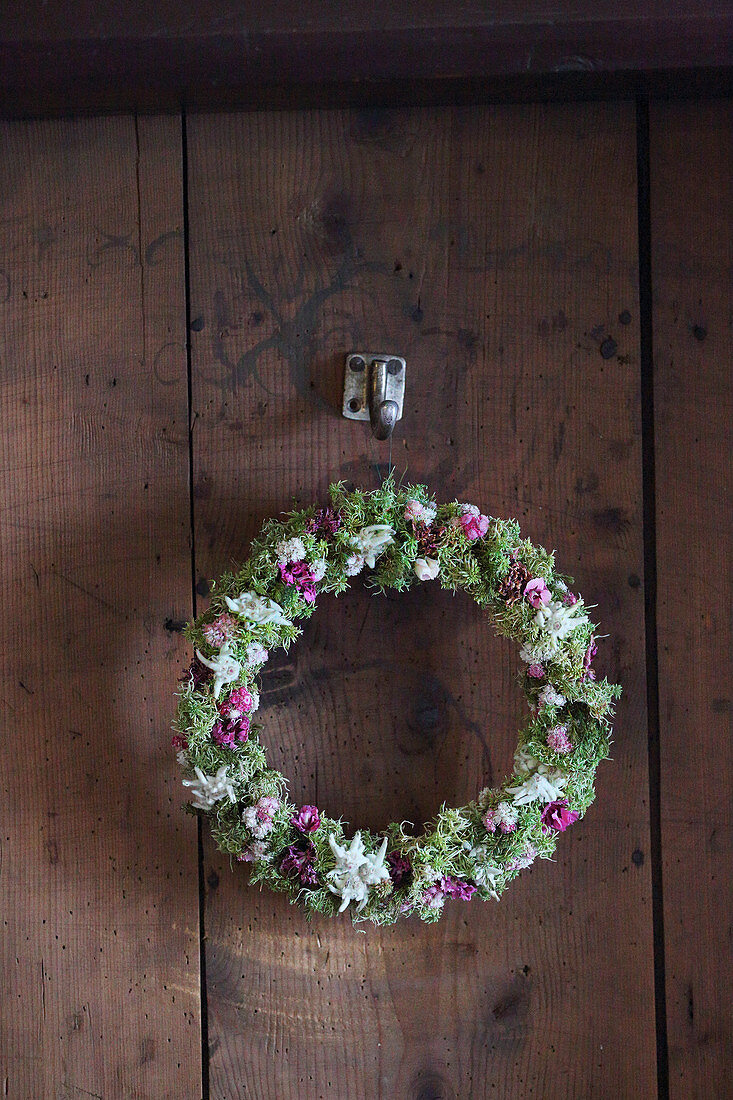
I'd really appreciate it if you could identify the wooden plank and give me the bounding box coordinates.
[650,99,733,1098]
[187,102,655,1097]
[1,2,732,117]
[0,116,200,1097]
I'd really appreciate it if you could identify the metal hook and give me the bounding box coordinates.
[342,353,406,440]
[368,359,399,440]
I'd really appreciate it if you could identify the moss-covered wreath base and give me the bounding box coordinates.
[172,479,620,926]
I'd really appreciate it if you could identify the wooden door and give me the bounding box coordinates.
[186,102,655,1098]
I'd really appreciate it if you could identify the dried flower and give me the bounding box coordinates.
[182,765,236,811]
[275,536,306,565]
[507,844,537,871]
[527,663,545,679]
[348,525,394,568]
[244,641,269,667]
[225,590,291,626]
[345,552,365,576]
[306,506,342,537]
[484,801,518,834]
[413,556,440,581]
[440,875,476,901]
[541,799,580,833]
[326,832,390,913]
[546,725,573,754]
[290,805,321,833]
[194,643,241,699]
[202,613,239,647]
[405,499,437,526]
[459,509,489,541]
[497,560,531,604]
[535,599,589,652]
[280,840,318,886]
[242,795,280,839]
[524,577,551,608]
[387,850,412,888]
[279,560,317,603]
[539,684,566,709]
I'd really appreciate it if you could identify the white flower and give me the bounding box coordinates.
[176,750,189,767]
[326,831,390,913]
[413,556,440,581]
[519,639,553,665]
[182,765,236,810]
[538,684,566,709]
[535,599,589,652]
[195,643,241,699]
[347,524,394,569]
[460,503,480,517]
[465,843,503,897]
[310,558,328,582]
[514,746,539,775]
[507,765,567,806]
[244,641,268,667]
[405,499,436,525]
[345,552,365,576]
[225,590,291,627]
[275,536,306,565]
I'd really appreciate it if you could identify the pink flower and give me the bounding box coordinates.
[306,506,341,537]
[440,876,477,901]
[243,795,280,838]
[546,725,573,754]
[202,613,238,647]
[541,800,580,833]
[527,663,545,679]
[171,734,188,751]
[280,841,318,886]
[211,715,250,748]
[484,801,517,834]
[279,560,317,603]
[220,687,254,721]
[524,578,551,607]
[583,636,597,681]
[460,511,490,541]
[387,851,413,888]
[507,844,537,871]
[563,590,578,606]
[237,840,268,862]
[290,805,321,833]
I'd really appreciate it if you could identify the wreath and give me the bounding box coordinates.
[172,479,620,926]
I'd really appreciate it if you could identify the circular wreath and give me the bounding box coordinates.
[172,479,620,926]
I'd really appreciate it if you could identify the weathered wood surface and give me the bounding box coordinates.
[0,116,200,1098]
[186,102,656,1098]
[2,1,732,117]
[650,100,733,1098]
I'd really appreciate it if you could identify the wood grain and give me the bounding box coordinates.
[650,99,733,1098]
[187,102,656,1098]
[2,3,732,117]
[0,116,200,1098]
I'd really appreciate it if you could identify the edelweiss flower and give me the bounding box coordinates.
[326,831,390,913]
[507,765,567,806]
[465,843,503,898]
[182,765,236,810]
[347,524,394,569]
[535,599,589,651]
[224,590,291,627]
[195,643,241,699]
